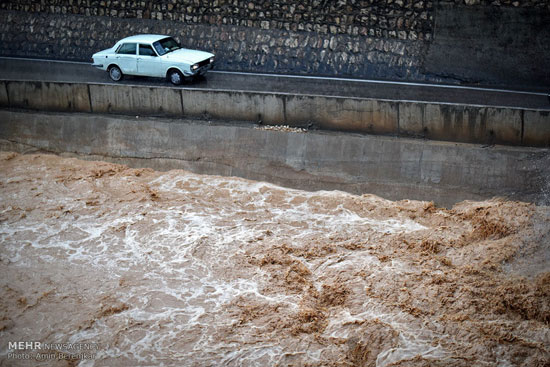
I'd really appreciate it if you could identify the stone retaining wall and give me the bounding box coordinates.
[2,0,435,39]
[1,0,549,85]
[0,10,426,80]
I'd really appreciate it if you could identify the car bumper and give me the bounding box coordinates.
[92,63,103,68]
[189,63,213,76]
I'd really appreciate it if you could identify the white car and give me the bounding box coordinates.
[92,34,215,85]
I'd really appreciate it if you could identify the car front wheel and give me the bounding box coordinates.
[108,65,123,82]
[168,69,183,85]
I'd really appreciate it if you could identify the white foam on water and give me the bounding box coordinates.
[1,167,441,366]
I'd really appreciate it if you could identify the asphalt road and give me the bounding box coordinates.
[1,57,548,109]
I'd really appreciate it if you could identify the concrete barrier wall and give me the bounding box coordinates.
[1,80,549,147]
[5,81,91,112]
[524,110,550,147]
[399,103,524,146]
[284,96,399,134]
[181,90,285,124]
[0,81,8,107]
[90,84,182,116]
[1,110,549,207]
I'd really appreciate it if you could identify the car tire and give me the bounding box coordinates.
[108,65,123,82]
[168,69,184,86]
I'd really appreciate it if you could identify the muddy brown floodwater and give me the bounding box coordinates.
[0,152,548,366]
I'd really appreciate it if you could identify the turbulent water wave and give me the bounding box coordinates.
[0,152,548,366]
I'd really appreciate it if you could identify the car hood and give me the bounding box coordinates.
[163,48,214,64]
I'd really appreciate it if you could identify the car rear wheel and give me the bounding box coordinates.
[108,65,123,82]
[168,69,183,85]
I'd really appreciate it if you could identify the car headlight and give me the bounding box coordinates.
[209,57,215,63]
[191,64,199,70]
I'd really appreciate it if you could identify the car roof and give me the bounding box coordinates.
[117,34,170,44]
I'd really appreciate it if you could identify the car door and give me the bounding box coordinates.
[137,44,162,77]
[115,43,137,75]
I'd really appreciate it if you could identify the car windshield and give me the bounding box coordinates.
[153,37,180,56]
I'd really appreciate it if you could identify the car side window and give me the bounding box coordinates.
[139,44,156,57]
[117,43,136,55]
[153,42,164,56]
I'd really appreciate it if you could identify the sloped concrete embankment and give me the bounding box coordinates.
[1,109,549,207]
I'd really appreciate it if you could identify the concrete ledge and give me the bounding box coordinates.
[524,110,550,147]
[0,79,549,147]
[1,109,549,207]
[6,81,91,112]
[285,95,398,134]
[181,89,284,124]
[89,84,183,116]
[0,81,8,107]
[398,102,425,137]
[423,104,522,145]
[398,103,524,145]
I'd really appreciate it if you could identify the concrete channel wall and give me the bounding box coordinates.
[1,80,549,147]
[2,109,549,207]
